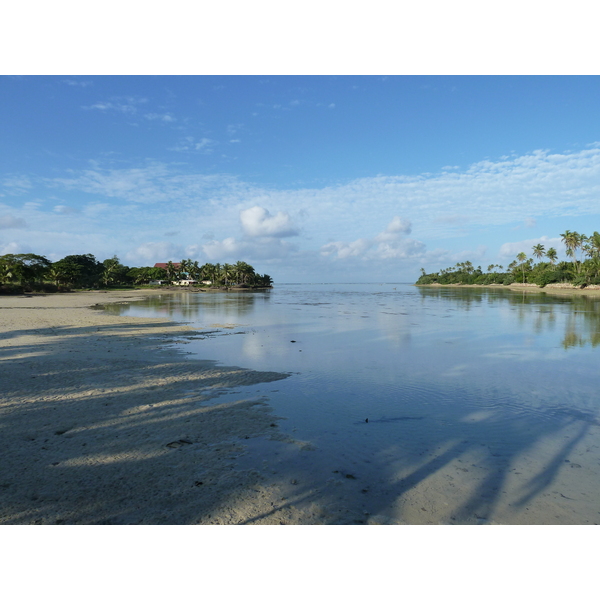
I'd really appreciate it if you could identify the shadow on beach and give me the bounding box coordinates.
[1,292,599,524]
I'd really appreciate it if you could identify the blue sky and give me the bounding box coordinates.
[2,74,600,282]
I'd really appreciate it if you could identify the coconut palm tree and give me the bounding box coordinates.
[259,274,273,287]
[201,263,214,284]
[234,261,255,284]
[546,247,558,268]
[165,261,177,283]
[222,263,234,286]
[584,231,600,259]
[188,260,201,282]
[561,230,585,274]
[177,259,189,280]
[532,244,546,261]
[516,252,527,282]
[213,263,222,285]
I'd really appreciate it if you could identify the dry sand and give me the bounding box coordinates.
[0,290,318,524]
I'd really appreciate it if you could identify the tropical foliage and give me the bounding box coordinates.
[416,230,600,288]
[0,252,273,293]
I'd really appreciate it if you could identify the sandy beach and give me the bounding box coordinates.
[0,290,318,524]
[417,282,600,296]
[3,287,600,526]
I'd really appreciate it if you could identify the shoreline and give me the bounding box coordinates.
[0,289,309,524]
[416,282,600,297]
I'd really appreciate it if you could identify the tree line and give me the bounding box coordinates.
[416,230,600,288]
[0,253,273,292]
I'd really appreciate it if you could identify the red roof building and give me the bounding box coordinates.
[153,263,181,270]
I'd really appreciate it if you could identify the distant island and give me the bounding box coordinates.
[416,230,600,289]
[0,254,273,294]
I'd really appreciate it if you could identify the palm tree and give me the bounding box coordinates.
[561,230,585,274]
[201,263,215,284]
[165,261,177,283]
[532,244,545,261]
[516,252,527,282]
[222,263,234,286]
[213,263,222,285]
[546,247,558,268]
[584,256,600,282]
[188,260,201,282]
[234,261,255,284]
[259,274,273,287]
[584,231,600,259]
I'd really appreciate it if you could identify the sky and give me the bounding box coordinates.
[2,74,600,282]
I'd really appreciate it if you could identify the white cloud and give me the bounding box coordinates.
[125,241,184,265]
[47,147,600,234]
[321,238,372,259]
[53,205,79,214]
[202,236,294,262]
[499,236,563,259]
[24,201,43,209]
[144,113,176,122]
[0,214,27,229]
[240,206,298,238]
[375,237,426,259]
[84,96,148,115]
[227,124,242,136]
[2,175,32,195]
[200,206,301,261]
[195,138,213,151]
[447,245,488,264]
[433,214,468,225]
[0,241,29,254]
[375,216,412,241]
[63,79,93,87]
[50,165,174,204]
[202,237,243,260]
[169,136,215,153]
[321,216,423,261]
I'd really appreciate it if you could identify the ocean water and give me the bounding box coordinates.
[105,283,600,524]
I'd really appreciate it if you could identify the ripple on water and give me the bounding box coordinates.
[104,283,600,523]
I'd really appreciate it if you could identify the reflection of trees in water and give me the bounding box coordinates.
[561,311,600,349]
[101,290,271,321]
[417,287,600,350]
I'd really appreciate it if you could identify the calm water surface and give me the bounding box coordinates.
[106,283,600,524]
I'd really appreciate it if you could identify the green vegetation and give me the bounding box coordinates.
[416,230,600,288]
[0,253,273,294]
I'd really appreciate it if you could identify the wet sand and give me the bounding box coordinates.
[0,290,313,524]
[417,282,600,296]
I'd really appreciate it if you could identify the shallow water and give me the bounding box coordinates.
[106,283,600,524]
